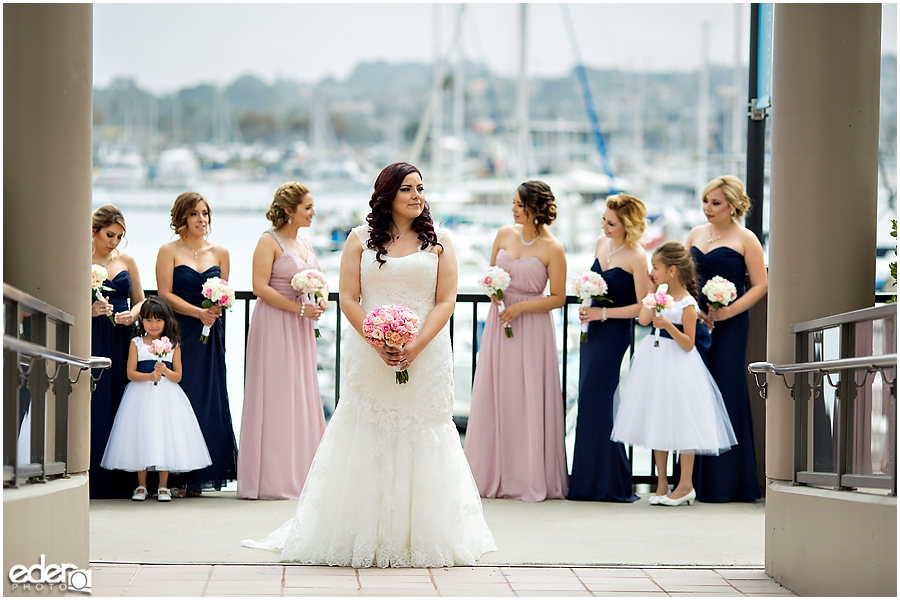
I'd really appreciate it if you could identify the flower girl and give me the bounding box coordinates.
[101,297,211,502]
[610,242,737,507]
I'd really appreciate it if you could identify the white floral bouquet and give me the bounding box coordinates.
[148,337,173,386]
[199,277,234,344]
[91,264,116,325]
[478,266,513,338]
[701,276,738,310]
[642,291,675,347]
[362,305,420,384]
[571,272,612,342]
[291,269,327,338]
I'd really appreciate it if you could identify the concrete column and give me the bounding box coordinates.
[766,4,881,481]
[3,4,94,474]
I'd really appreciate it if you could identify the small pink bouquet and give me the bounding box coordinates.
[91,264,116,325]
[701,276,737,310]
[362,304,419,384]
[642,291,675,347]
[478,266,513,338]
[571,272,612,342]
[291,269,327,338]
[148,336,173,386]
[199,277,235,344]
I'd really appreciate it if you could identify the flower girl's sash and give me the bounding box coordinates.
[136,359,173,372]
[656,322,712,357]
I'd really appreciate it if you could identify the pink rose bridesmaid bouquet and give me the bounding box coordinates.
[91,264,116,325]
[148,337,173,386]
[642,291,675,347]
[701,276,738,310]
[571,272,611,342]
[199,277,235,344]
[291,269,327,338]
[478,266,513,338]
[362,304,419,384]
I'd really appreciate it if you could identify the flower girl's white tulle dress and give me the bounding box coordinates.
[243,226,496,567]
[610,295,738,455]
[100,337,212,473]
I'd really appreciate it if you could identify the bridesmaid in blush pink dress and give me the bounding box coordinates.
[237,183,328,500]
[464,180,569,502]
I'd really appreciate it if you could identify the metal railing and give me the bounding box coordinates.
[749,304,897,495]
[3,283,111,487]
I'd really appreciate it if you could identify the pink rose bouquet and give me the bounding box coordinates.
[701,276,738,310]
[91,264,116,325]
[642,291,675,347]
[199,277,235,344]
[362,304,419,384]
[478,266,513,338]
[571,272,612,342]
[291,269,327,338]
[148,336,173,386]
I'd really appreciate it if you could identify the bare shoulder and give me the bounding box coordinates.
[738,225,763,249]
[496,224,517,240]
[157,241,177,259]
[209,241,230,258]
[685,224,705,247]
[118,252,140,271]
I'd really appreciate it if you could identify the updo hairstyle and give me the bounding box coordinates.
[606,193,647,247]
[652,241,699,300]
[366,162,440,267]
[702,175,751,220]
[92,204,128,249]
[266,182,310,228]
[517,180,557,230]
[170,192,210,238]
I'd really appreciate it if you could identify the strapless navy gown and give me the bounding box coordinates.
[171,265,238,490]
[90,270,137,498]
[690,247,761,502]
[567,260,639,502]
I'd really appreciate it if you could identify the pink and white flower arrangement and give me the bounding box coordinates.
[571,272,612,342]
[701,276,738,310]
[362,304,419,384]
[91,264,116,325]
[478,266,513,338]
[642,291,675,347]
[199,277,235,344]
[291,269,328,338]
[148,337,173,386]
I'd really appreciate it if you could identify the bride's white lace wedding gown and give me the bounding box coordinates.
[243,225,497,567]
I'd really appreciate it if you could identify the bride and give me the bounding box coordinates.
[243,163,497,567]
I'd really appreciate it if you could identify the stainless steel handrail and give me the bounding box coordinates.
[789,304,897,334]
[4,335,111,371]
[749,354,897,375]
[2,283,74,325]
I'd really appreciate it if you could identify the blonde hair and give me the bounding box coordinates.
[702,175,751,220]
[652,241,699,300]
[606,194,647,247]
[92,204,127,250]
[266,182,311,228]
[170,192,210,238]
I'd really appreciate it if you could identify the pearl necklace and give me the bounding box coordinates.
[707,223,731,244]
[607,242,625,265]
[520,228,539,247]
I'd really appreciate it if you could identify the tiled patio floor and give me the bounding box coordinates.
[79,564,797,597]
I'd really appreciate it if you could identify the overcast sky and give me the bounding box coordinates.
[94,2,898,94]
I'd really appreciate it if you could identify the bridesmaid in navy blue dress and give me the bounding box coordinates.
[90,205,146,498]
[568,194,652,502]
[156,192,237,493]
[685,176,768,502]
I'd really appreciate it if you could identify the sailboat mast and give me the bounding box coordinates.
[516,3,529,183]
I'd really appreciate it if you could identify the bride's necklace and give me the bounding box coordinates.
[707,223,732,244]
[520,227,539,247]
[607,242,625,264]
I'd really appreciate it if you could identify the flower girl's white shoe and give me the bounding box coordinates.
[157,487,172,502]
[658,488,696,506]
[131,486,148,501]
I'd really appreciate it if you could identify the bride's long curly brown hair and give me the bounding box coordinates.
[366,162,441,267]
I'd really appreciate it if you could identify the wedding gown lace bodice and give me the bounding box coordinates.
[242,224,496,568]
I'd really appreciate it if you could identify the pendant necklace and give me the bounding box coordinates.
[707,223,730,244]
[182,240,200,259]
[520,228,538,247]
[608,242,625,264]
